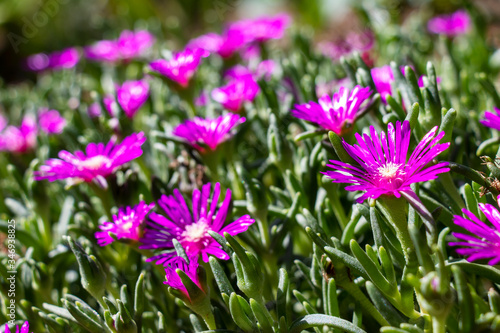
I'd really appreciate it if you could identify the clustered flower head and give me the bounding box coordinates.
[292,85,372,135]
[38,109,66,134]
[34,132,146,185]
[428,10,471,37]
[150,48,204,87]
[116,80,150,118]
[95,201,155,246]
[140,182,255,264]
[164,256,201,297]
[27,47,80,71]
[323,120,450,203]
[0,115,38,153]
[85,30,155,62]
[450,203,500,265]
[174,113,245,151]
[3,321,32,333]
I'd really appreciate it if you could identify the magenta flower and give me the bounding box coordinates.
[140,182,255,264]
[292,85,372,135]
[27,47,80,71]
[255,60,276,81]
[450,203,500,265]
[34,132,146,184]
[428,10,471,37]
[186,33,224,57]
[85,40,121,62]
[117,30,155,60]
[228,13,291,43]
[150,49,203,87]
[318,30,374,61]
[174,114,245,151]
[103,95,119,117]
[164,256,201,297]
[195,91,209,107]
[88,102,103,118]
[39,109,66,134]
[116,80,150,118]
[211,75,260,112]
[316,78,351,98]
[480,107,500,131]
[3,321,32,333]
[95,201,155,246]
[323,120,450,203]
[371,65,394,103]
[0,116,37,153]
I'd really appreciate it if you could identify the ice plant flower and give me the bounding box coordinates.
[228,13,291,43]
[186,33,224,57]
[103,95,119,117]
[480,107,500,131]
[150,49,203,87]
[3,321,32,333]
[371,65,394,103]
[39,109,66,134]
[211,75,260,112]
[450,203,500,265]
[140,182,255,264]
[173,114,245,151]
[255,59,276,81]
[34,132,146,184]
[95,201,155,246]
[318,30,374,61]
[323,120,450,203]
[292,85,372,134]
[428,10,471,37]
[117,30,155,60]
[27,47,80,71]
[0,116,37,153]
[84,40,121,62]
[116,80,150,118]
[164,256,201,297]
[88,102,103,118]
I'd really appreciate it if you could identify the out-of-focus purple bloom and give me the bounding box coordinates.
[164,256,201,298]
[450,203,500,265]
[186,33,224,57]
[103,95,118,117]
[116,80,150,118]
[85,40,121,63]
[38,109,66,135]
[481,107,500,131]
[88,103,103,118]
[318,30,374,61]
[240,43,260,61]
[428,10,471,36]
[150,49,203,87]
[27,48,80,71]
[174,114,245,151]
[195,91,209,107]
[0,114,7,132]
[228,13,291,43]
[371,65,394,103]
[3,321,32,333]
[418,75,442,88]
[323,120,450,203]
[316,78,351,97]
[211,75,260,112]
[0,116,37,154]
[95,201,155,246]
[255,60,276,81]
[34,132,146,184]
[292,85,372,134]
[224,65,254,81]
[117,30,155,60]
[140,182,255,264]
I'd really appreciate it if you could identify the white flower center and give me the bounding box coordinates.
[378,162,404,180]
[182,219,210,243]
[79,155,110,170]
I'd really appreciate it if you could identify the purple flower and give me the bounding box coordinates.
[85,40,121,63]
[27,48,80,71]
[34,132,146,184]
[88,103,103,118]
[3,321,32,333]
[164,256,201,297]
[0,116,37,153]
[95,201,155,246]
[117,30,155,60]
[450,203,500,265]
[228,13,291,43]
[140,182,255,264]
[318,30,374,61]
[255,60,276,81]
[211,75,260,112]
[150,49,203,87]
[103,95,119,117]
[186,33,224,57]
[39,109,66,134]
[195,91,209,107]
[323,120,450,203]
[481,107,500,131]
[371,65,394,103]
[428,10,471,36]
[292,85,372,134]
[173,114,245,151]
[116,80,150,118]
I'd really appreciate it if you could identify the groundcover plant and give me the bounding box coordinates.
[3,0,500,332]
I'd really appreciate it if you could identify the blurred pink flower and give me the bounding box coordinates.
[211,75,260,112]
[39,109,66,134]
[428,10,471,36]
[3,321,32,333]
[150,49,204,87]
[85,40,121,62]
[27,47,80,71]
[481,107,500,131]
[164,256,201,298]
[117,30,155,60]
[371,65,394,103]
[228,13,291,43]
[88,102,103,118]
[0,116,37,153]
[116,80,150,118]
